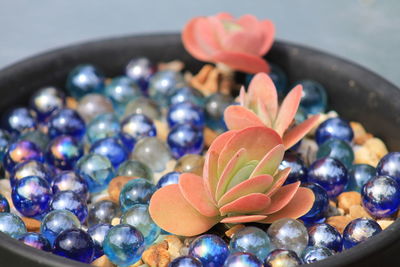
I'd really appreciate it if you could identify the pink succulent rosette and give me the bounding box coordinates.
[224,73,320,149]
[149,127,314,236]
[182,13,275,74]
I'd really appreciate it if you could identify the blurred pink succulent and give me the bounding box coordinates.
[224,73,320,149]
[149,127,314,236]
[182,13,275,74]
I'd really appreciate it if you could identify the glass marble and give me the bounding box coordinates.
[77,93,114,123]
[269,63,288,98]
[174,154,204,176]
[30,86,66,121]
[132,137,172,172]
[167,102,205,129]
[103,224,145,267]
[88,223,112,260]
[148,70,185,106]
[119,178,156,212]
[295,107,307,124]
[343,218,382,249]
[118,132,136,152]
[224,252,263,267]
[121,204,161,245]
[88,200,121,226]
[295,79,327,115]
[0,129,11,161]
[12,176,52,218]
[307,157,348,198]
[169,256,203,267]
[0,193,10,212]
[75,153,115,193]
[346,164,375,192]
[3,140,44,172]
[18,130,50,151]
[125,57,155,91]
[204,93,232,132]
[376,152,400,185]
[86,112,120,144]
[361,175,400,218]
[0,212,26,238]
[18,232,52,251]
[267,218,308,256]
[308,223,343,252]
[264,249,302,267]
[52,171,89,201]
[167,124,204,159]
[90,137,128,168]
[46,135,83,170]
[156,171,180,189]
[301,246,333,264]
[315,118,354,145]
[229,226,272,261]
[316,138,354,169]
[124,97,161,121]
[53,228,95,263]
[117,160,153,181]
[10,159,51,187]
[50,191,88,223]
[66,64,105,99]
[189,234,229,267]
[121,113,157,140]
[3,107,37,135]
[47,108,86,140]
[40,209,81,246]
[300,182,329,223]
[168,86,205,107]
[278,152,307,184]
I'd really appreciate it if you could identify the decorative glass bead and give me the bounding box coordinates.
[346,164,375,192]
[88,200,121,226]
[46,135,83,170]
[148,70,185,107]
[307,157,348,198]
[229,226,272,261]
[295,79,327,115]
[124,97,161,121]
[88,223,112,260]
[167,124,204,159]
[50,191,88,223]
[301,246,333,264]
[156,171,180,189]
[376,152,400,184]
[3,140,44,172]
[121,204,161,245]
[169,256,203,267]
[103,224,145,267]
[53,228,95,263]
[0,193,10,212]
[315,118,353,145]
[0,212,26,238]
[119,178,156,212]
[77,93,114,123]
[12,176,52,218]
[174,154,204,176]
[118,132,136,152]
[125,57,155,91]
[18,232,52,251]
[167,102,205,129]
[316,138,354,168]
[308,223,343,252]
[117,159,153,181]
[267,218,308,256]
[224,252,263,267]
[3,107,37,135]
[75,154,115,193]
[168,86,205,107]
[278,152,307,184]
[269,63,288,98]
[86,112,120,144]
[189,234,229,267]
[10,159,51,187]
[90,137,128,168]
[295,107,307,124]
[300,182,329,223]
[0,129,11,161]
[132,137,172,172]
[51,171,89,201]
[66,64,105,99]
[47,108,86,140]
[30,86,66,121]
[121,113,157,140]
[264,249,302,267]
[343,218,381,249]
[204,93,232,132]
[361,175,400,218]
[18,130,50,151]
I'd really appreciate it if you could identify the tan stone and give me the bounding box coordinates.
[348,205,372,220]
[225,224,245,238]
[350,121,372,145]
[92,255,116,267]
[354,146,380,167]
[21,217,41,232]
[337,192,362,214]
[111,217,120,226]
[164,235,183,259]
[66,96,78,109]
[129,259,144,267]
[326,215,353,234]
[329,200,337,208]
[158,60,185,72]
[108,176,138,203]
[204,127,219,148]
[190,65,219,96]
[154,120,169,142]
[377,219,394,230]
[364,138,388,159]
[142,241,171,267]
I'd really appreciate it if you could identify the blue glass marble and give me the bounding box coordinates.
[316,138,354,169]
[168,86,205,107]
[30,86,66,121]
[75,153,115,193]
[18,130,50,151]
[47,108,86,140]
[117,159,153,181]
[169,256,203,267]
[50,191,88,223]
[204,93,232,132]
[125,57,155,92]
[10,159,51,187]
[118,132,136,153]
[376,152,400,185]
[307,157,348,198]
[189,234,229,267]
[278,152,307,184]
[40,209,81,246]
[88,200,121,226]
[121,204,161,246]
[224,252,263,267]
[315,118,353,145]
[264,249,302,267]
[343,218,382,249]
[103,224,145,267]
[104,76,142,116]
[86,112,121,144]
[66,64,105,99]
[156,171,180,189]
[346,164,375,192]
[18,232,52,251]
[301,246,333,264]
[119,178,156,212]
[295,79,327,115]
[51,171,89,201]
[88,223,112,260]
[0,129,11,161]
[300,182,329,223]
[0,193,10,212]
[167,102,205,129]
[0,212,26,238]
[2,107,37,135]
[121,113,157,140]
[167,124,204,159]
[361,175,400,218]
[229,226,272,261]
[53,228,95,263]
[148,70,185,106]
[12,176,52,218]
[3,140,44,172]
[308,223,343,252]
[90,137,128,168]
[46,135,83,170]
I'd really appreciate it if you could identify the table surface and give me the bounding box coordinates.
[0,0,399,86]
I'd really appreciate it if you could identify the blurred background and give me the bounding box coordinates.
[0,0,399,85]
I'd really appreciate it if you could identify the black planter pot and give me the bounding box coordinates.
[0,33,399,267]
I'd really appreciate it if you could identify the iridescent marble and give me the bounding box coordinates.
[267,218,308,256]
[169,256,203,267]
[10,159,51,187]
[47,108,86,140]
[346,164,375,192]
[229,226,272,261]
[51,171,89,201]
[53,228,95,263]
[148,70,185,106]
[0,212,26,238]
[0,129,11,161]
[343,218,382,249]
[301,246,333,263]
[156,171,180,189]
[376,152,400,184]
[77,93,114,123]
[90,137,128,168]
[167,102,205,129]
[119,178,156,212]
[317,138,354,169]
[18,130,50,152]
[88,223,112,260]
[204,93,232,132]
[12,176,52,218]
[30,86,66,121]
[189,234,229,267]
[124,97,161,121]
[117,159,153,181]
[18,232,52,252]
[264,249,302,267]
[75,153,115,193]
[3,107,37,135]
[132,137,172,172]
[167,124,204,159]
[66,64,105,99]
[315,118,353,145]
[300,183,329,223]
[88,200,121,226]
[86,112,121,144]
[50,191,88,223]
[125,57,155,91]
[295,79,327,115]
[278,152,307,184]
[224,252,263,267]
[168,86,205,107]
[3,140,44,172]
[308,223,343,252]
[103,224,145,267]
[46,135,83,170]
[121,113,157,140]
[0,193,10,212]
